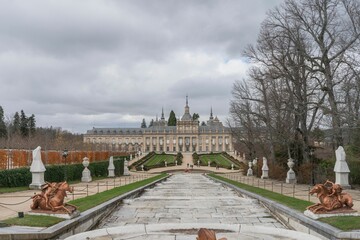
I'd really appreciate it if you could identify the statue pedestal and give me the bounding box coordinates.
[29,172,45,189]
[82,168,92,182]
[304,209,359,220]
[29,206,80,219]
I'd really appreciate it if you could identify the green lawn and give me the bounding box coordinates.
[144,154,175,167]
[199,154,236,168]
[3,173,167,227]
[209,174,360,231]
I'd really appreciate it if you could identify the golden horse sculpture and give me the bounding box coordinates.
[197,228,227,240]
[307,180,354,214]
[31,181,77,214]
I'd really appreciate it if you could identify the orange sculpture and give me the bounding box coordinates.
[31,181,77,214]
[307,180,354,213]
[197,228,227,240]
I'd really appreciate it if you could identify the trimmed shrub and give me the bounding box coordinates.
[0,159,124,188]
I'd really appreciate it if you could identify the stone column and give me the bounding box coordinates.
[334,146,350,188]
[81,157,92,182]
[261,157,269,179]
[29,146,46,189]
[286,158,296,184]
[108,156,115,177]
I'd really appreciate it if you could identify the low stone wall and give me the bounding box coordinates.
[0,175,170,240]
[208,175,360,240]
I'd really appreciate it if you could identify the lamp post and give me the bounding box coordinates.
[310,148,315,185]
[62,149,68,181]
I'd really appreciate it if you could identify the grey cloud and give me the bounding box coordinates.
[0,0,283,133]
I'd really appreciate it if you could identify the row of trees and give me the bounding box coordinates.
[230,0,360,164]
[0,107,36,139]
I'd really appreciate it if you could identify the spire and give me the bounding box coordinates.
[181,94,192,121]
[161,107,165,120]
[210,107,214,120]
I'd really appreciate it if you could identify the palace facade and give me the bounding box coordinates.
[83,97,233,153]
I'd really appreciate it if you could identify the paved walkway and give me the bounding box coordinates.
[0,173,154,221]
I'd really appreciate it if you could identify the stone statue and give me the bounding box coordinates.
[197,228,227,240]
[29,146,46,189]
[31,181,77,214]
[307,180,354,214]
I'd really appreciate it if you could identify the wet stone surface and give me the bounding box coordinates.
[98,173,285,229]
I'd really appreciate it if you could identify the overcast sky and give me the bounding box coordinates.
[0,0,283,133]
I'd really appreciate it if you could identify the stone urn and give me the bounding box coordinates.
[286,158,296,184]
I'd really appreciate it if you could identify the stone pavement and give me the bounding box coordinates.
[0,172,154,221]
[67,173,321,240]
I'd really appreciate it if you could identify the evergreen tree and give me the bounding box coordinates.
[148,119,154,127]
[0,106,7,138]
[201,121,206,126]
[20,110,29,137]
[168,110,177,126]
[141,118,147,128]
[192,113,200,121]
[28,114,36,136]
[12,112,20,134]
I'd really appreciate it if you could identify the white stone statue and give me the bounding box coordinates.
[108,156,115,177]
[334,146,350,188]
[208,161,211,167]
[81,157,92,182]
[123,158,130,176]
[261,157,269,179]
[247,161,253,176]
[164,161,167,167]
[286,158,296,184]
[197,160,200,167]
[141,164,144,171]
[175,160,178,166]
[130,154,133,161]
[29,146,46,189]
[231,163,234,170]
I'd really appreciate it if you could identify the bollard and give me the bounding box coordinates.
[106,181,108,190]
[281,183,283,194]
[97,182,99,193]
[87,184,89,196]
[264,180,266,189]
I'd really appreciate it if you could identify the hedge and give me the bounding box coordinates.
[0,159,124,188]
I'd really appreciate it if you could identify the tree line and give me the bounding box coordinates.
[229,0,360,165]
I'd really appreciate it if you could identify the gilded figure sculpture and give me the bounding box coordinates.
[307,180,354,213]
[31,181,77,214]
[197,228,227,240]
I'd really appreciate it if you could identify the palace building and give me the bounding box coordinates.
[83,97,233,153]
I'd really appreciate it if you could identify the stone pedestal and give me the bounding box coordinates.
[247,162,253,176]
[123,159,130,176]
[29,146,46,189]
[81,157,92,182]
[334,146,351,189]
[108,156,115,177]
[261,157,269,179]
[286,158,296,184]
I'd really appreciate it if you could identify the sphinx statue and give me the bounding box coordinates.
[31,181,77,214]
[307,180,354,214]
